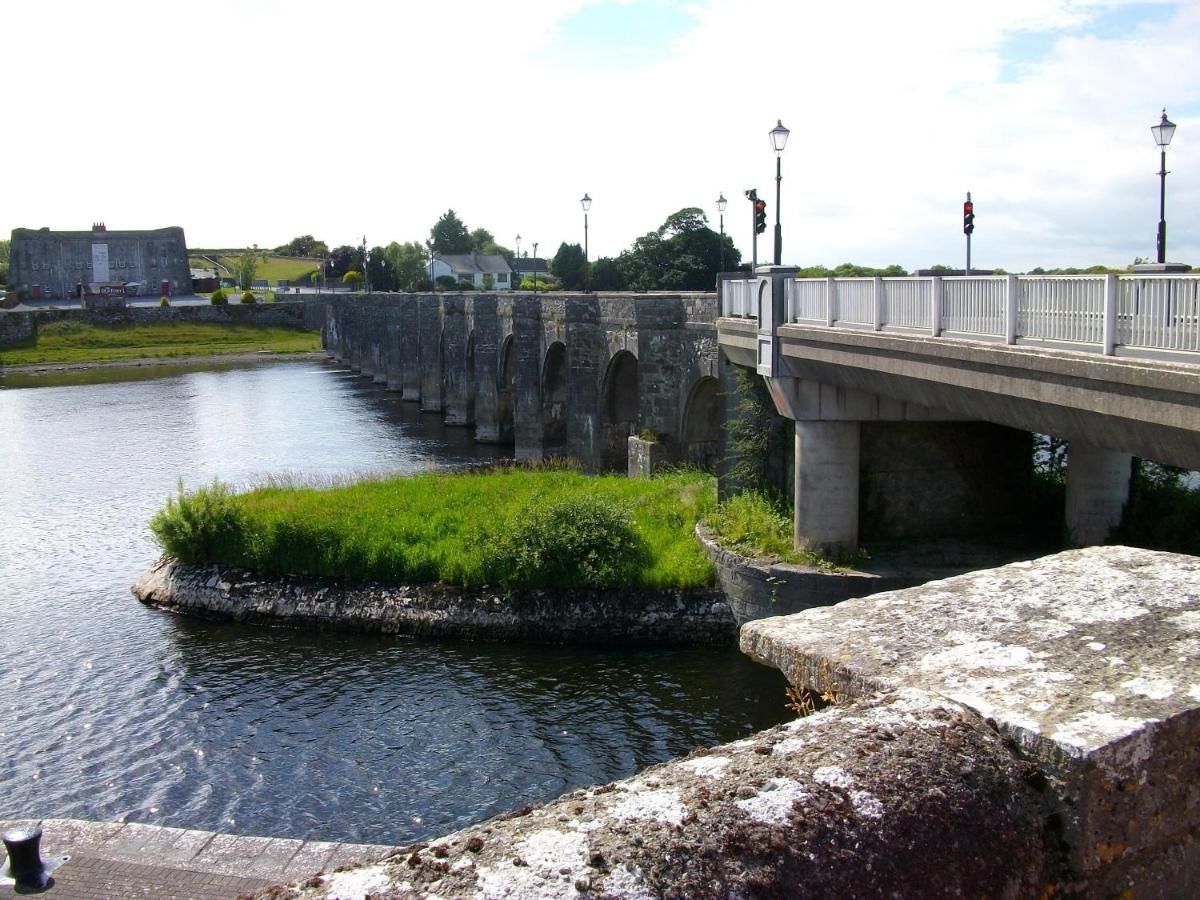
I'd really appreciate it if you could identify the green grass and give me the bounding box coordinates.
[0,319,320,366]
[704,491,847,570]
[214,255,319,283]
[150,468,718,590]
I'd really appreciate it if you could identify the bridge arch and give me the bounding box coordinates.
[497,333,515,444]
[681,375,720,471]
[542,341,569,452]
[600,349,639,470]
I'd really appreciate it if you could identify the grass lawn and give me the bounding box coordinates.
[150,468,718,590]
[0,319,320,366]
[214,255,320,283]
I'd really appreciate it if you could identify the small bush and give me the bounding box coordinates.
[241,291,257,304]
[486,495,650,589]
[159,296,170,307]
[149,479,246,564]
[435,275,458,291]
[210,289,229,305]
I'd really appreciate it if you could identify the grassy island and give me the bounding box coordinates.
[0,319,320,367]
[151,467,719,590]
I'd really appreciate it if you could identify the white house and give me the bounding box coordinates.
[430,254,514,290]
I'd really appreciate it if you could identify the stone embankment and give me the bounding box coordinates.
[249,546,1200,898]
[132,557,736,646]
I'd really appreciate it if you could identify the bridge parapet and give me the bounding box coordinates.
[722,272,1200,362]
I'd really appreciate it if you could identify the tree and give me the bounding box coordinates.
[329,245,362,278]
[343,270,364,290]
[234,245,259,290]
[469,227,494,252]
[590,256,625,291]
[384,241,430,291]
[0,239,9,285]
[615,208,740,291]
[366,245,395,291]
[430,210,472,255]
[275,235,329,258]
[551,243,587,291]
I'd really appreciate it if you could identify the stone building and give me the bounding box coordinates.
[8,223,191,299]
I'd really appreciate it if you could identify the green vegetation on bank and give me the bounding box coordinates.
[150,467,718,590]
[0,320,320,366]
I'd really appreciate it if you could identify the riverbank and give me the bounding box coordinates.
[133,556,736,645]
[0,348,327,377]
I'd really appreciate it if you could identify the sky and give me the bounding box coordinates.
[4,0,1199,272]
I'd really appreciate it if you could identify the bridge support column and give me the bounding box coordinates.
[794,421,860,558]
[442,296,472,426]
[397,297,420,400]
[1065,443,1132,546]
[418,295,443,412]
[472,296,501,443]
[384,305,403,391]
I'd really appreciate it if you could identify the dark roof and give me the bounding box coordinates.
[435,254,512,275]
[511,257,548,273]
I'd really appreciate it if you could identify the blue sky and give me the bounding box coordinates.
[2,0,1198,272]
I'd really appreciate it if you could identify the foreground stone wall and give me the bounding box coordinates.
[253,546,1200,898]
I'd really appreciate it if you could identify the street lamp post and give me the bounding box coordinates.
[769,119,790,265]
[580,193,591,292]
[532,242,538,294]
[1151,108,1177,265]
[716,193,727,275]
[515,233,521,284]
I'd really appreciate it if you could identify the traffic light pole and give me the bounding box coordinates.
[966,234,971,276]
[746,189,758,271]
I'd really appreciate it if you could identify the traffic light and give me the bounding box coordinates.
[963,198,975,235]
[755,199,767,235]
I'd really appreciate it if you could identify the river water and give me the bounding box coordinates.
[0,359,789,845]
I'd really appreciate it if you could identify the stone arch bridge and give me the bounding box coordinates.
[304,292,722,471]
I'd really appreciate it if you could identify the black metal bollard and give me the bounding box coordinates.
[2,825,68,891]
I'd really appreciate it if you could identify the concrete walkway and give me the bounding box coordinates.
[0,819,395,899]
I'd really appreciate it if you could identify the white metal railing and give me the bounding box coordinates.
[720,273,1200,360]
[720,278,755,318]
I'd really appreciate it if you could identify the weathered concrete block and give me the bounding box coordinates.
[627,435,665,478]
[742,545,1200,883]
[261,690,1049,899]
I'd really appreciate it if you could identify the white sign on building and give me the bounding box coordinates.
[91,243,110,283]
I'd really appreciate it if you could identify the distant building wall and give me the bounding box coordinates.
[8,225,191,299]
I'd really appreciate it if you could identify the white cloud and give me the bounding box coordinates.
[3,0,1197,271]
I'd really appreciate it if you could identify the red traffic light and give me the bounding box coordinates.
[755,200,766,212]
[963,202,973,214]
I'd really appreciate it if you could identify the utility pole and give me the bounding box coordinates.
[963,193,975,275]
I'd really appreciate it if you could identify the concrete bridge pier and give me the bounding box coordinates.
[1065,442,1133,546]
[794,421,861,557]
[441,296,472,425]
[418,296,443,412]
[512,296,546,460]
[471,296,502,442]
[398,296,420,400]
[384,304,404,391]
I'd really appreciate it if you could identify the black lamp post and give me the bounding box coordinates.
[581,193,591,292]
[1151,108,1177,264]
[532,241,538,294]
[716,193,727,274]
[769,119,790,265]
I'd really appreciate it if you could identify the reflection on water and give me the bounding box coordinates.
[0,360,789,844]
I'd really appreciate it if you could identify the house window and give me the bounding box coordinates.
[497,273,508,283]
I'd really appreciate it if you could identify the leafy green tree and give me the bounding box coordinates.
[234,245,259,290]
[384,241,430,291]
[329,245,363,278]
[551,242,587,291]
[275,235,329,258]
[430,210,472,254]
[366,245,395,291]
[590,257,626,291]
[343,270,364,290]
[0,238,9,285]
[616,207,740,291]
